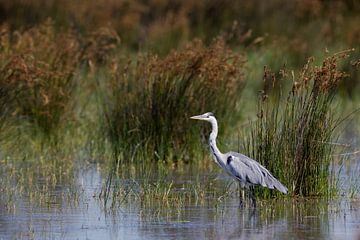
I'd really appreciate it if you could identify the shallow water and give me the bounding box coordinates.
[1,166,360,240]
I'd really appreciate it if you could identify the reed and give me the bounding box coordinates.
[0,20,81,136]
[242,51,352,197]
[101,38,245,163]
[100,161,233,209]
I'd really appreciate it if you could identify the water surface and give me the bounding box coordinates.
[0,165,360,240]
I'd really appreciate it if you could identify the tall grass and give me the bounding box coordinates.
[0,21,81,136]
[0,85,8,144]
[101,38,245,163]
[243,51,352,197]
[0,4,358,208]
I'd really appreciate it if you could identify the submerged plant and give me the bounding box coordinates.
[101,38,245,163]
[243,51,352,197]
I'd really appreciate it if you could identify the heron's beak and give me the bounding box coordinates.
[190,115,205,120]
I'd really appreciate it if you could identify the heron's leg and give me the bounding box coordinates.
[242,189,245,205]
[238,183,243,208]
[249,186,256,208]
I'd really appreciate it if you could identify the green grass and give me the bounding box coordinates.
[242,52,353,198]
[100,160,237,209]
[0,11,359,211]
[100,39,245,163]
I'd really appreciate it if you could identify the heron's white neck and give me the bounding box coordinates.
[209,117,223,163]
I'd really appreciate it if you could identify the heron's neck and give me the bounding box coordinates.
[209,118,222,157]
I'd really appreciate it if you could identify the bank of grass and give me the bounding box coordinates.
[100,51,360,208]
[0,18,359,210]
[243,51,354,198]
[101,38,245,163]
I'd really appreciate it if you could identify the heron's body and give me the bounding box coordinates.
[191,112,288,207]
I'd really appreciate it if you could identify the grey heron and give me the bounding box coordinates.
[190,112,288,207]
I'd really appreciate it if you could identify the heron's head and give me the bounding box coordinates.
[190,112,215,122]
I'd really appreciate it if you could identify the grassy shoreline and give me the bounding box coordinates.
[1,2,360,209]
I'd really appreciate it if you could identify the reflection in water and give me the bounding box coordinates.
[0,166,359,240]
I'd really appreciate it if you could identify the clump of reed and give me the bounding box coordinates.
[102,38,245,163]
[0,20,81,135]
[82,26,121,66]
[243,51,352,197]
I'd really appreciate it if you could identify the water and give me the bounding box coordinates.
[1,166,360,240]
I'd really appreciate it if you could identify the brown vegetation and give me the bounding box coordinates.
[104,38,245,162]
[245,51,352,197]
[0,20,81,134]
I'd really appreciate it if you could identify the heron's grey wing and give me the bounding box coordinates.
[225,153,264,186]
[225,152,288,194]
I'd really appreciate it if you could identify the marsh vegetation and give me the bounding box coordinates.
[0,1,360,239]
